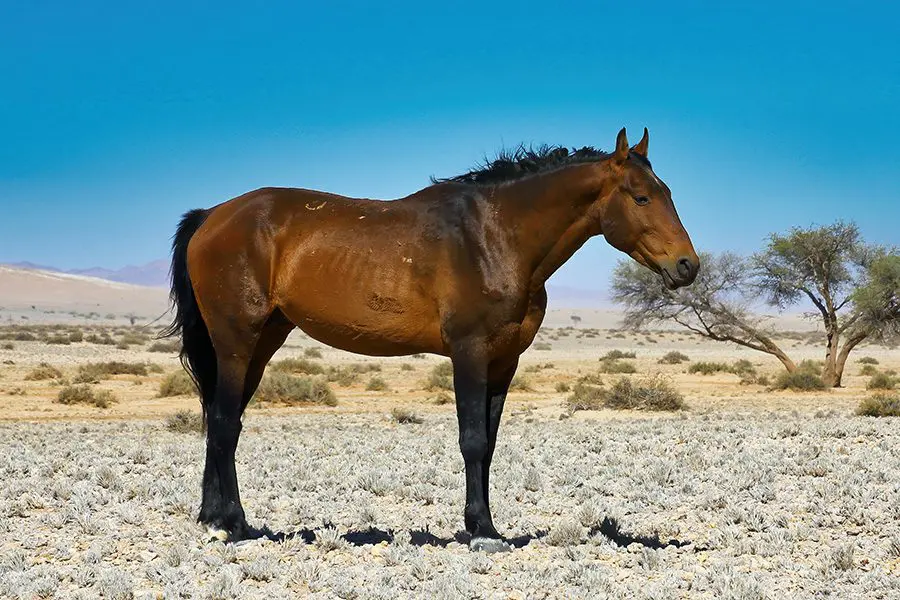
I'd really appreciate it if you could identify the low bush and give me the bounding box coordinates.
[658,351,690,364]
[508,375,533,391]
[601,350,637,361]
[45,335,71,345]
[253,372,337,406]
[867,372,896,391]
[598,360,637,374]
[604,376,684,411]
[532,342,552,351]
[859,364,879,376]
[271,358,324,375]
[425,362,454,391]
[856,393,900,417]
[772,371,827,391]
[797,360,823,376]
[366,376,389,391]
[564,383,606,413]
[688,362,731,375]
[730,359,756,377]
[57,385,116,408]
[75,361,150,383]
[24,363,62,381]
[555,382,571,393]
[166,410,205,433]
[391,407,423,424]
[431,392,453,405]
[158,371,197,397]
[148,341,180,353]
[304,347,324,359]
[858,357,879,365]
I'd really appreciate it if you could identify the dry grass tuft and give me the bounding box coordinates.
[598,360,637,374]
[254,372,337,406]
[24,363,63,381]
[866,372,896,390]
[857,356,879,365]
[856,393,900,417]
[604,376,685,411]
[271,357,324,375]
[75,361,151,383]
[391,407,423,424]
[366,376,389,391]
[57,385,116,408]
[601,350,637,360]
[425,362,454,391]
[304,347,324,359]
[166,410,205,433]
[688,361,731,375]
[658,351,690,364]
[564,383,606,413]
[148,340,180,353]
[158,371,197,397]
[772,371,827,391]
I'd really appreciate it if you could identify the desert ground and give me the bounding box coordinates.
[0,267,898,599]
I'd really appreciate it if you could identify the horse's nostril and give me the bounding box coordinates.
[677,257,695,280]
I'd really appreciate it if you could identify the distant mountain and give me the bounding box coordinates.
[5,259,169,288]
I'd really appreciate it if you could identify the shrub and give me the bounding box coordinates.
[431,392,453,405]
[867,372,896,390]
[148,341,180,353]
[253,372,337,406]
[166,410,205,433]
[13,332,36,341]
[304,347,323,359]
[658,351,689,364]
[1,343,13,350]
[411,353,427,359]
[366,376,389,391]
[326,366,360,386]
[859,364,879,376]
[688,361,731,375]
[391,407,423,424]
[68,330,84,343]
[509,375,533,391]
[796,360,823,376]
[577,373,604,386]
[24,363,62,381]
[57,385,116,408]
[856,393,900,417]
[604,376,684,411]
[564,383,606,413]
[85,333,115,345]
[598,360,637,374]
[601,350,636,360]
[158,371,197,397]
[772,371,827,391]
[271,358,324,375]
[45,335,71,345]
[730,359,756,377]
[858,357,879,365]
[119,332,149,346]
[349,362,381,373]
[400,363,414,371]
[76,361,149,382]
[555,382,571,393]
[425,362,454,391]
[532,342,552,351]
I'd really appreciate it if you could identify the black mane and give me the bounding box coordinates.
[434,144,651,186]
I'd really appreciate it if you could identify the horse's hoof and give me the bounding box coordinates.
[470,537,511,553]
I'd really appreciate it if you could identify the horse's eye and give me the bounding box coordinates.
[635,196,650,206]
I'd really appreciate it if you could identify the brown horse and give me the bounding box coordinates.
[162,127,698,552]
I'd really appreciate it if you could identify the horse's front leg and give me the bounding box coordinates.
[451,344,511,553]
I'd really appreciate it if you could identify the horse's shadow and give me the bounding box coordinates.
[252,516,694,550]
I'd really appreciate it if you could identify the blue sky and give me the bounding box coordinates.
[1,1,897,292]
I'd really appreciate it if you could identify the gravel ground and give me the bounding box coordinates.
[1,410,899,599]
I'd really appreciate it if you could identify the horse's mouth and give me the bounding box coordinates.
[660,269,679,290]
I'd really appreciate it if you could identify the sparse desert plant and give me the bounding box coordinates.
[425,362,454,391]
[271,357,324,375]
[730,359,756,377]
[166,410,205,433]
[688,361,730,375]
[76,361,150,383]
[119,332,150,346]
[366,376,389,391]
[45,334,71,345]
[858,356,879,365]
[158,370,197,397]
[577,373,604,386]
[867,372,896,390]
[856,392,900,417]
[13,331,37,341]
[304,347,324,359]
[326,366,360,386]
[57,385,116,408]
[797,359,823,376]
[532,342,552,351]
[68,330,84,343]
[254,372,337,406]
[400,363,414,371]
[148,340,180,353]
[1,342,13,350]
[391,407,423,424]
[859,364,879,376]
[772,371,827,391]
[24,362,62,381]
[508,375,532,391]
[658,351,689,364]
[546,519,584,546]
[410,353,426,359]
[601,350,636,360]
[555,382,571,393]
[85,333,116,345]
[604,376,685,411]
[431,392,453,405]
[564,382,606,413]
[598,359,637,374]
[349,362,381,373]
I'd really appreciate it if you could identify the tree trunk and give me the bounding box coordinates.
[832,331,869,387]
[822,319,841,387]
[772,348,797,373]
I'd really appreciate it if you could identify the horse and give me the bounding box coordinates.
[162,127,698,552]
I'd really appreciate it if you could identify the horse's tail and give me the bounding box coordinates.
[160,208,216,422]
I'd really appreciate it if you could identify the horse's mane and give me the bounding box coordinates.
[433,144,651,186]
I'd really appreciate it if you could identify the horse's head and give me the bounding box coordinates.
[599,128,699,290]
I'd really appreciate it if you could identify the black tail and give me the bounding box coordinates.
[160,208,216,421]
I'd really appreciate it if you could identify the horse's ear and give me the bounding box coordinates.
[614,128,629,163]
[631,127,649,158]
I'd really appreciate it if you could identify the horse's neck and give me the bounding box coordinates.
[498,164,610,293]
